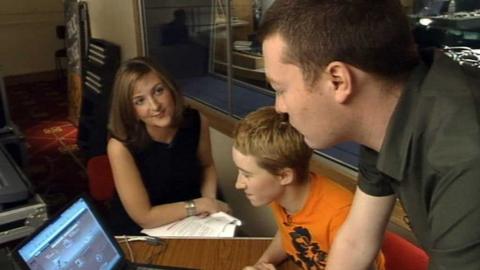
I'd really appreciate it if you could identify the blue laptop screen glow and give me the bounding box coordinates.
[18,198,122,269]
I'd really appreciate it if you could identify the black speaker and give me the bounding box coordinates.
[77,38,120,158]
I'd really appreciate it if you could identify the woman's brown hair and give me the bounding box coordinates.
[108,57,184,149]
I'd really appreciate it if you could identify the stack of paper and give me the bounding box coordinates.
[141,212,242,238]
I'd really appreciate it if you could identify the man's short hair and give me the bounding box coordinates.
[233,106,313,182]
[258,0,419,84]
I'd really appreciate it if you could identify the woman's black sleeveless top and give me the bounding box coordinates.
[108,108,202,235]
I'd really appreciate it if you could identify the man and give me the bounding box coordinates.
[258,0,480,269]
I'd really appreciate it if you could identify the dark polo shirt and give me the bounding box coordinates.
[358,50,480,270]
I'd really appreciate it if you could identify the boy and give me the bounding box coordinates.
[232,107,384,270]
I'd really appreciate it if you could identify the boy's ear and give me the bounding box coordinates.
[278,168,295,186]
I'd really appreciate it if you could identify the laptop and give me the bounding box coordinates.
[13,196,194,270]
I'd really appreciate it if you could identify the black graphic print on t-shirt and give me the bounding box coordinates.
[288,226,328,269]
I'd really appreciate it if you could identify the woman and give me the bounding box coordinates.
[107,57,229,235]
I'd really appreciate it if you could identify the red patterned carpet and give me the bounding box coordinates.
[6,80,89,213]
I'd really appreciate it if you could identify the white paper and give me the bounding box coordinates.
[141,211,242,238]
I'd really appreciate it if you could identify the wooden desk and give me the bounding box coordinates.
[119,237,298,270]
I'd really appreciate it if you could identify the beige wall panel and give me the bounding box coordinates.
[0,0,64,76]
[84,0,139,61]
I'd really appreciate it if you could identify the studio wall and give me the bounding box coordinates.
[0,0,64,76]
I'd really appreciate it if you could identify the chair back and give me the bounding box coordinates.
[86,155,115,201]
[382,230,429,270]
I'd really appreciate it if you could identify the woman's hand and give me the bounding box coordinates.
[243,262,277,270]
[195,197,231,216]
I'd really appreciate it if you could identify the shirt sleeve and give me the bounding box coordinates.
[357,146,395,196]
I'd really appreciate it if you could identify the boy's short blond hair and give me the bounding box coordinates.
[233,106,313,182]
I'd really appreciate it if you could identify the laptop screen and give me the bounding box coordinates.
[17,197,122,270]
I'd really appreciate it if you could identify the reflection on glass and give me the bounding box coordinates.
[143,0,228,113]
[410,0,480,50]
[161,9,190,46]
[141,0,360,168]
[144,1,212,80]
[229,0,273,89]
[139,0,480,169]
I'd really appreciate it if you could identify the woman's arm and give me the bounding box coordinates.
[108,138,187,228]
[108,138,212,229]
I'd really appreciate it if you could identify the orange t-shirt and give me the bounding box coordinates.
[271,172,385,270]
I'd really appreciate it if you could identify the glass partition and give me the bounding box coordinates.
[410,0,480,50]
[140,0,360,170]
[142,0,227,114]
[141,0,480,170]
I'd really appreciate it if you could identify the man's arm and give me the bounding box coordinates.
[326,187,396,270]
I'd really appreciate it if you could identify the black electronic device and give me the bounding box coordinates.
[77,38,120,158]
[0,73,28,167]
[432,10,480,29]
[416,0,449,16]
[0,73,13,134]
[0,247,21,270]
[0,145,31,207]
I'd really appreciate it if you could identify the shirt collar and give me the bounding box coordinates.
[376,57,429,180]
[376,50,469,180]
